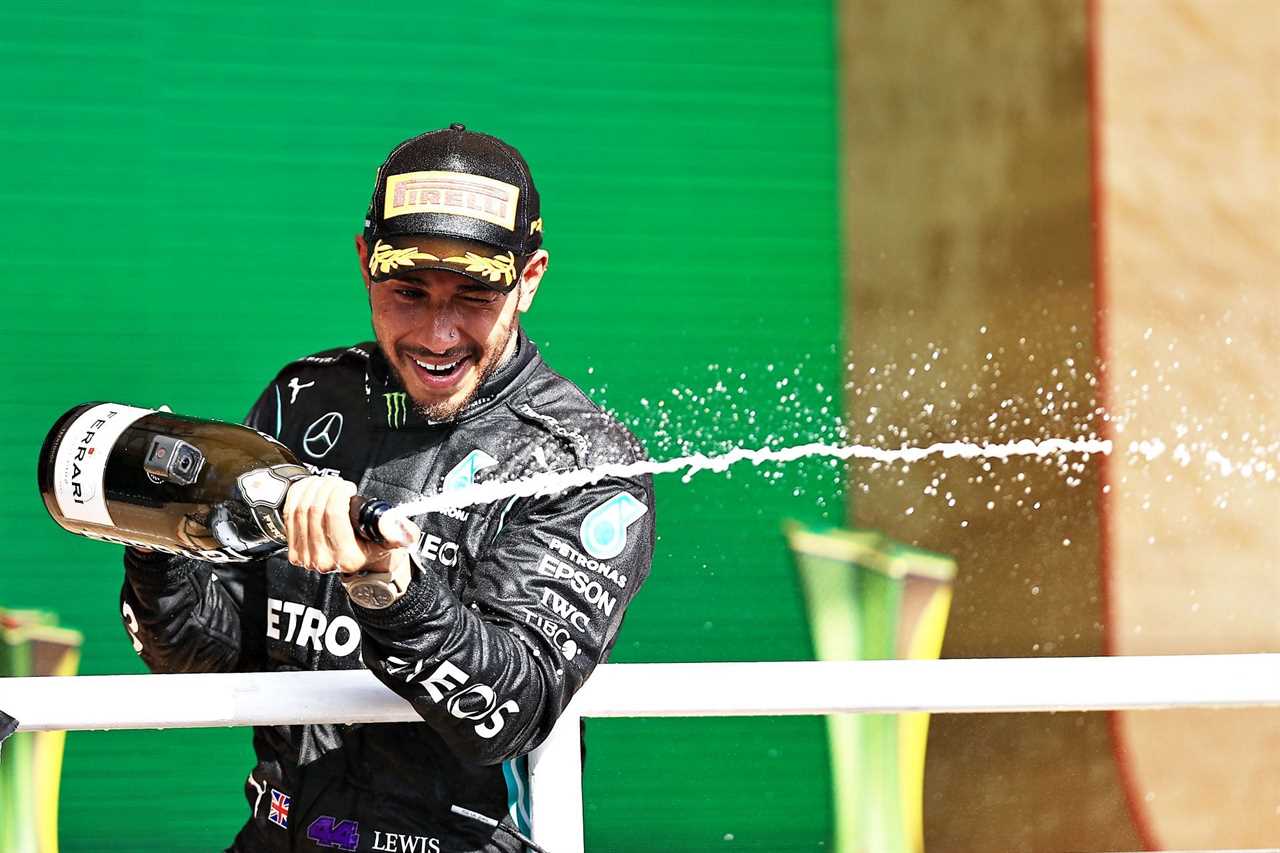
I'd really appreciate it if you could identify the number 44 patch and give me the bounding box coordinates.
[308,816,360,851]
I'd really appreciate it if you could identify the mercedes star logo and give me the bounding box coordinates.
[303,412,344,459]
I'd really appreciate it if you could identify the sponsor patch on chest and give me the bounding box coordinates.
[266,597,361,658]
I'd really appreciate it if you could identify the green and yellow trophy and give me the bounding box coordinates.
[1,609,82,853]
[785,521,956,853]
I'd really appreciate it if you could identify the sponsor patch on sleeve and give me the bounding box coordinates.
[580,492,647,560]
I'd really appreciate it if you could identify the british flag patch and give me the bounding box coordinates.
[268,789,290,829]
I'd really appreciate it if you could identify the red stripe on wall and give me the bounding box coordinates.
[1087,1,1158,848]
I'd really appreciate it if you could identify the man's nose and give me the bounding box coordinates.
[423,305,461,349]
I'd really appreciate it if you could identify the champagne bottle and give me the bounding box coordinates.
[38,402,391,563]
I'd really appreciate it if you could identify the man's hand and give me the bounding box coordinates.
[282,476,420,575]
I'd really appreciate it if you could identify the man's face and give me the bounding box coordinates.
[368,269,523,421]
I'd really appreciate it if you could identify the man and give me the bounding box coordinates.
[120,124,655,852]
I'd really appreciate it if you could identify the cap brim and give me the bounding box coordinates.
[367,235,523,292]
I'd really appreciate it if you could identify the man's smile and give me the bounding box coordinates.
[407,351,474,393]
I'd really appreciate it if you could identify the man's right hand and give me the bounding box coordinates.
[282,476,420,576]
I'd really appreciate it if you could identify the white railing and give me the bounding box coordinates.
[5,655,1280,852]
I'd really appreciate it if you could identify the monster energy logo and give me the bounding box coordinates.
[384,392,408,428]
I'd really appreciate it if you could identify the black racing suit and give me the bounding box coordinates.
[120,332,655,852]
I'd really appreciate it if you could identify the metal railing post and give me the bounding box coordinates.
[529,707,585,852]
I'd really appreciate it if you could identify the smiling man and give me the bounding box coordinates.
[120,125,655,852]
[360,128,550,424]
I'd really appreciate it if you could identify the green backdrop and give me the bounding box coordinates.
[1,2,844,849]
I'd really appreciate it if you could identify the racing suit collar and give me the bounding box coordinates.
[367,329,540,430]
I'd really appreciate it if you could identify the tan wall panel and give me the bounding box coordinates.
[840,1,1140,849]
[1099,0,1280,846]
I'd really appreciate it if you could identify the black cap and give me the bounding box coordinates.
[363,124,543,292]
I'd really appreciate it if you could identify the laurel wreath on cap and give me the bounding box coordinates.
[369,242,439,275]
[369,240,517,286]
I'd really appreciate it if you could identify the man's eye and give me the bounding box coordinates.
[394,288,423,299]
[462,296,497,306]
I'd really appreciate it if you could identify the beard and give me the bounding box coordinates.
[386,319,520,423]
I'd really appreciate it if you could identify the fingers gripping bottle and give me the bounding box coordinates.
[37,402,391,562]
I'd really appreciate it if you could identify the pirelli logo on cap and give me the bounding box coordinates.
[384,171,519,232]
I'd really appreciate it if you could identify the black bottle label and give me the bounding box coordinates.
[237,464,310,544]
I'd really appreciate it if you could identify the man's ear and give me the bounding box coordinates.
[355,234,372,293]
[515,250,548,313]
